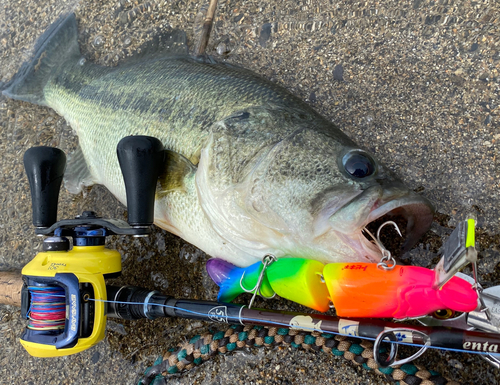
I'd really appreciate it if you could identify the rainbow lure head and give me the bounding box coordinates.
[323,263,479,319]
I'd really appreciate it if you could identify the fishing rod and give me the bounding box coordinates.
[2,136,500,375]
[6,267,500,365]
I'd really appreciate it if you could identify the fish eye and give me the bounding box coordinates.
[342,151,376,178]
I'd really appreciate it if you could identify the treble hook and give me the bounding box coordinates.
[363,221,402,270]
[240,254,277,309]
[376,221,402,243]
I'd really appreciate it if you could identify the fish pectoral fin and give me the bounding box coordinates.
[64,144,96,194]
[158,150,197,194]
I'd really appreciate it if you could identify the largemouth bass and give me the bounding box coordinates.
[2,14,433,266]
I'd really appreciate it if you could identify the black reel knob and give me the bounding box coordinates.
[23,147,66,228]
[117,136,165,227]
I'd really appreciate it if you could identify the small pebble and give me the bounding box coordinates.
[259,23,272,48]
[448,359,464,370]
[93,35,105,48]
[333,64,344,81]
[123,36,132,47]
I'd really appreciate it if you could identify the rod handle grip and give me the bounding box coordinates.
[0,271,23,307]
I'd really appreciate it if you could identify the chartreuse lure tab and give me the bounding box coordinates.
[207,258,330,312]
[433,218,477,289]
[323,263,478,319]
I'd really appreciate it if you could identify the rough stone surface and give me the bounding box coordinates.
[0,0,499,384]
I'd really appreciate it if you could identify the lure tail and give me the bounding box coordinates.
[207,258,331,312]
[206,259,274,303]
[2,13,81,105]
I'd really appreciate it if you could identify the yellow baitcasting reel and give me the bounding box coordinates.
[21,242,121,357]
[20,136,164,357]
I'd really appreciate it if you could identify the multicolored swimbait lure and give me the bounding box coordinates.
[206,258,479,319]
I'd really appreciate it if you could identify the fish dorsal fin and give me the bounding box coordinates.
[119,29,188,66]
[64,144,96,194]
[158,150,197,195]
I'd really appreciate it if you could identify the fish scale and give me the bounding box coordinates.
[2,13,434,267]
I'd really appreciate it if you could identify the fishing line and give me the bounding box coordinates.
[89,297,500,357]
[27,286,66,331]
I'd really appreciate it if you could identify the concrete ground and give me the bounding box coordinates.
[0,0,499,384]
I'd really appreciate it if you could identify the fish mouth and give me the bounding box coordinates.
[361,194,434,261]
[329,186,434,262]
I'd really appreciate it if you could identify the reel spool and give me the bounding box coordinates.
[20,136,164,357]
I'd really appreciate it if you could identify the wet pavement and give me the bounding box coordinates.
[0,0,499,384]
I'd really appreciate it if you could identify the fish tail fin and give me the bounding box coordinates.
[1,13,81,105]
[206,259,275,302]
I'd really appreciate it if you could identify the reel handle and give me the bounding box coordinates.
[117,136,164,227]
[23,147,66,228]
